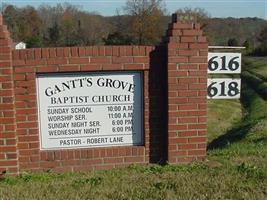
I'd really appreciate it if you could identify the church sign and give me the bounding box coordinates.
[36,72,143,150]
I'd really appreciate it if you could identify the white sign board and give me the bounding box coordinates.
[36,72,143,150]
[207,78,241,99]
[208,52,241,74]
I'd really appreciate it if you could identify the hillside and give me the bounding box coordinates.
[204,17,267,46]
[106,16,267,46]
[105,16,267,47]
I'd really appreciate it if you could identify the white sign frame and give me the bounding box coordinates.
[36,71,144,150]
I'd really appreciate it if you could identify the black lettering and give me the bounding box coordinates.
[86,78,93,87]
[54,85,61,95]
[106,78,113,87]
[112,80,121,89]
[128,84,135,93]
[45,87,53,96]
[62,82,70,91]
[97,78,105,87]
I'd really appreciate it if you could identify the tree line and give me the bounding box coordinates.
[1,0,267,56]
[1,1,169,47]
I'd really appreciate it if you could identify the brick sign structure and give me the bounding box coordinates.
[0,14,208,175]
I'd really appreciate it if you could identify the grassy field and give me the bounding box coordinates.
[0,57,267,200]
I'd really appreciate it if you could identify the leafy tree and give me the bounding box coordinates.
[227,38,239,46]
[76,12,111,45]
[243,40,250,49]
[124,0,166,45]
[252,43,267,56]
[2,5,21,41]
[104,32,133,45]
[20,6,43,47]
[252,26,267,56]
[48,22,61,46]
[3,5,43,47]
[25,35,43,48]
[258,26,267,43]
[60,8,78,46]
[242,39,252,55]
[105,9,134,45]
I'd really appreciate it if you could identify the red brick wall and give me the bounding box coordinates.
[167,15,208,163]
[0,15,18,175]
[0,14,208,175]
[12,46,155,173]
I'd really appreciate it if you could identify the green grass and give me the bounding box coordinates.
[208,83,267,164]
[0,57,267,200]
[244,57,267,77]
[207,99,242,142]
[0,162,266,200]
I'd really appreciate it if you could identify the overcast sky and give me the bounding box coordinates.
[2,0,267,19]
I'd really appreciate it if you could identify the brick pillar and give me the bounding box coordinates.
[167,14,208,164]
[0,15,18,175]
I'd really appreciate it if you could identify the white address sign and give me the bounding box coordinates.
[208,52,241,74]
[36,72,143,150]
[207,78,241,99]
